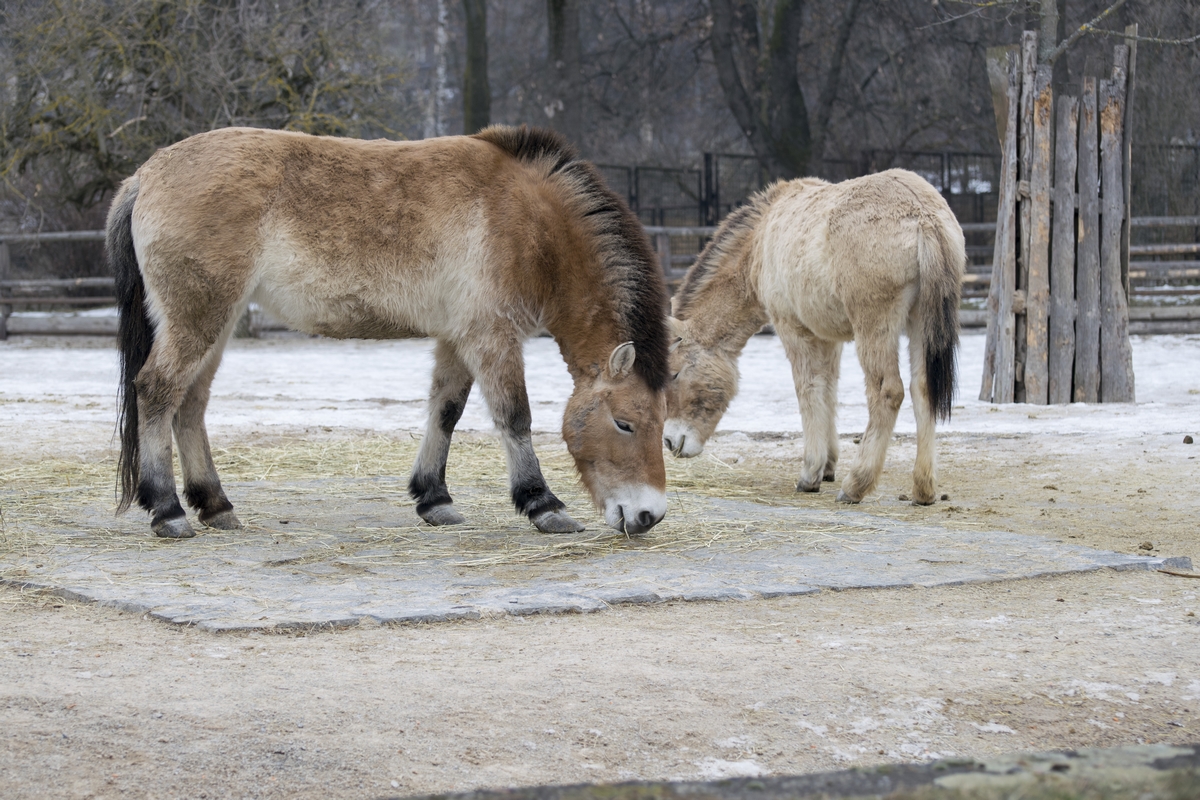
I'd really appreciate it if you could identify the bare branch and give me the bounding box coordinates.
[1046,0,1129,64]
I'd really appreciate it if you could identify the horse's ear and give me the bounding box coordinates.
[607,341,636,379]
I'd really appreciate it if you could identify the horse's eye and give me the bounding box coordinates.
[671,371,680,381]
[614,419,633,434]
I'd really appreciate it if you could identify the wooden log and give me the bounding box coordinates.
[1099,48,1135,402]
[1013,31,1038,402]
[981,50,1021,403]
[1024,64,1053,405]
[1073,78,1101,403]
[0,242,10,341]
[1049,94,1079,404]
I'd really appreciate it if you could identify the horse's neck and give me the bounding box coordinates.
[686,248,768,356]
[545,291,624,382]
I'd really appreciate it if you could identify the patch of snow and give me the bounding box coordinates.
[695,758,765,779]
[796,721,827,737]
[971,722,1015,734]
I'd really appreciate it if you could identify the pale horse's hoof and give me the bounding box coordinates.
[795,476,822,493]
[531,509,585,533]
[420,504,467,526]
[153,516,197,539]
[835,490,861,504]
[201,509,243,530]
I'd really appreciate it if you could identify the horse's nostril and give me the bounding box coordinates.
[663,435,674,450]
[636,510,656,529]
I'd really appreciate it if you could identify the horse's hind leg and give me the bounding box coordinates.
[135,339,215,538]
[778,323,841,493]
[906,329,937,505]
[838,323,905,504]
[409,340,474,526]
[174,339,241,529]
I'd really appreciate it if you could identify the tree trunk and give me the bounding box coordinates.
[462,0,490,134]
[709,0,861,181]
[547,0,583,146]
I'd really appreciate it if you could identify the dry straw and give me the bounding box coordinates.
[0,432,880,574]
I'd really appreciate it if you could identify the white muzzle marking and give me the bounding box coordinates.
[604,484,668,535]
[663,419,705,458]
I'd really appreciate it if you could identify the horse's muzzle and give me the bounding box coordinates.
[605,488,667,535]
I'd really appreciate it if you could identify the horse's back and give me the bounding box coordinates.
[129,128,541,340]
[755,170,956,339]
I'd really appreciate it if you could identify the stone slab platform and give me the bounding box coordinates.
[0,481,1184,632]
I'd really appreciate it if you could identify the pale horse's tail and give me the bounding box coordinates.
[915,211,965,421]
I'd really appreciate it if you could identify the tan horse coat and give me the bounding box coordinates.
[666,169,964,504]
[109,126,669,538]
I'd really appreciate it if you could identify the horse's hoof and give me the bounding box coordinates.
[531,509,585,533]
[420,504,467,526]
[153,516,197,539]
[201,509,242,530]
[835,490,861,504]
[822,469,837,482]
[795,477,821,493]
[911,494,935,506]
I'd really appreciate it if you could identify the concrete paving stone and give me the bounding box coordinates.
[0,482,1186,632]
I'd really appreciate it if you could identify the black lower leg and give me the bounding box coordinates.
[409,469,454,516]
[184,483,234,522]
[513,481,566,519]
[138,476,186,528]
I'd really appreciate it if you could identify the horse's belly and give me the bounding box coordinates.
[251,277,430,340]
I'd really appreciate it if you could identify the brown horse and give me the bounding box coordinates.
[664,170,964,505]
[109,125,670,538]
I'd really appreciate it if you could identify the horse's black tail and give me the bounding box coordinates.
[916,213,965,422]
[109,179,151,514]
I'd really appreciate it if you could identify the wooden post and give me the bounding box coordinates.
[655,232,672,279]
[1013,31,1038,401]
[1048,94,1079,404]
[1121,24,1138,297]
[1074,78,1101,403]
[1024,64,1054,404]
[0,242,10,341]
[981,50,1021,403]
[1099,46,1135,402]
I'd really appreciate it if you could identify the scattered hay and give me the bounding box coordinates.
[0,432,882,575]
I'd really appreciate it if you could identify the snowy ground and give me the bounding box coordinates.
[2,329,1198,442]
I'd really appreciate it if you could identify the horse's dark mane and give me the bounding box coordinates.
[672,190,772,320]
[474,125,669,391]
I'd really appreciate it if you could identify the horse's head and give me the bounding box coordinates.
[663,317,739,458]
[563,342,667,535]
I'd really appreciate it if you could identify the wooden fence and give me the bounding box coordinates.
[4,215,1198,338]
[979,31,1139,404]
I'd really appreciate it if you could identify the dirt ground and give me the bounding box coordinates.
[2,340,1200,799]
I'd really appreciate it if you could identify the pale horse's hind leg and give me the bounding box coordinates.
[459,335,584,533]
[174,339,241,529]
[776,322,842,492]
[409,340,474,526]
[906,322,938,505]
[135,314,240,538]
[837,316,906,504]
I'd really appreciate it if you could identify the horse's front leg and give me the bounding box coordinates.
[469,341,583,533]
[778,324,841,493]
[410,340,475,526]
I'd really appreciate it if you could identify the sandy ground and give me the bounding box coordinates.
[2,334,1199,799]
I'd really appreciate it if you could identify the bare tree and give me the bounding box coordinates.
[708,0,864,179]
[0,0,410,216]
[547,0,584,144]
[463,0,491,134]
